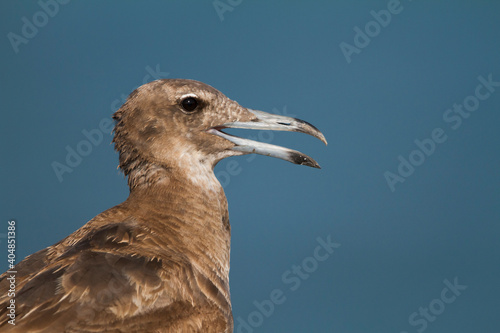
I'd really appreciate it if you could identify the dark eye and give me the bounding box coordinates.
[181,97,199,112]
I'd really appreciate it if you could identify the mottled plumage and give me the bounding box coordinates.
[0,79,326,332]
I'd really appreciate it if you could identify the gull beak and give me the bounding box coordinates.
[207,109,327,168]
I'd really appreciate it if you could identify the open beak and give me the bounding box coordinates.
[207,109,327,168]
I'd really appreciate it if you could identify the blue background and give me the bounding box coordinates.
[1,1,499,332]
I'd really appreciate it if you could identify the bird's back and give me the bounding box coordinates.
[0,198,233,333]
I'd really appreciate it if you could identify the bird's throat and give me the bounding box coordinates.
[125,164,232,297]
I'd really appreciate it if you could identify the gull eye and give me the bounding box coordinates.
[181,97,199,112]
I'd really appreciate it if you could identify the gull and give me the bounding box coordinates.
[0,79,326,332]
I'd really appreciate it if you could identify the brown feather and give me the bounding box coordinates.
[0,79,325,332]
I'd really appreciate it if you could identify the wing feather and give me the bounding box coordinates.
[0,221,225,332]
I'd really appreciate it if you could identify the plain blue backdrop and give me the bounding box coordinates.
[1,1,499,332]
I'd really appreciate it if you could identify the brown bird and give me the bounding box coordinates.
[0,79,326,332]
